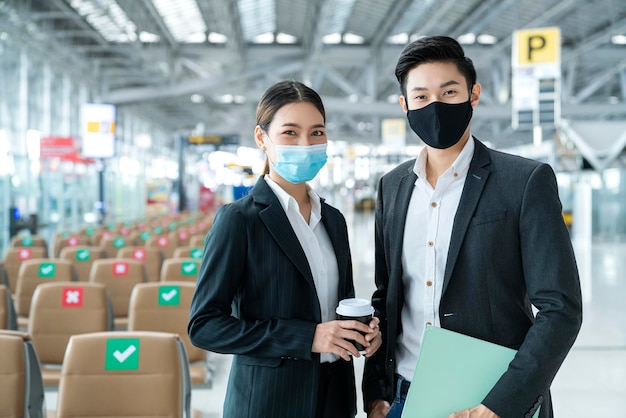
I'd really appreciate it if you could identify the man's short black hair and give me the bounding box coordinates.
[395,36,477,97]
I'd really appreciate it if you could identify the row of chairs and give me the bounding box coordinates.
[2,256,202,330]
[0,329,192,418]
[0,280,211,388]
[3,244,205,293]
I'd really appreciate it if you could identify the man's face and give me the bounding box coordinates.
[400,61,477,111]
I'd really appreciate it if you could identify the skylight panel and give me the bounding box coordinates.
[238,0,276,42]
[325,0,357,35]
[151,0,208,43]
[69,0,137,43]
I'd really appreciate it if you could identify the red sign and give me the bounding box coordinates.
[157,237,169,247]
[67,236,79,246]
[132,249,146,261]
[198,186,215,212]
[112,262,129,276]
[39,137,95,164]
[62,287,84,307]
[18,248,32,260]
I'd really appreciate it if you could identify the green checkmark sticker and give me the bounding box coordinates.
[38,263,56,278]
[76,249,91,261]
[105,338,140,370]
[158,285,181,306]
[181,261,197,276]
[190,248,203,259]
[113,237,125,248]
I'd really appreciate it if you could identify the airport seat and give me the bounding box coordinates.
[78,226,102,245]
[0,330,46,418]
[89,259,146,329]
[160,258,200,284]
[0,260,7,286]
[59,246,107,282]
[116,246,162,282]
[172,246,204,260]
[188,234,206,248]
[10,235,49,257]
[15,259,75,329]
[55,331,191,418]
[169,228,191,248]
[3,247,48,293]
[53,235,89,258]
[146,235,178,259]
[100,235,136,258]
[128,282,212,386]
[28,282,113,386]
[0,284,18,330]
[89,229,115,247]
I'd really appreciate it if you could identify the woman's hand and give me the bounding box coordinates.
[312,319,373,360]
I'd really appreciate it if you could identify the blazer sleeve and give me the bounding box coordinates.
[483,163,583,416]
[187,204,318,360]
[363,175,393,405]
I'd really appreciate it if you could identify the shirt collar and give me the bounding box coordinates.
[264,175,322,225]
[413,136,475,179]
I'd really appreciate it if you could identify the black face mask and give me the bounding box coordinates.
[406,100,473,149]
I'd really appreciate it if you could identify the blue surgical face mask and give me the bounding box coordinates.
[271,143,328,183]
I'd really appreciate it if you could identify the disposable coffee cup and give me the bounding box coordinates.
[336,298,374,352]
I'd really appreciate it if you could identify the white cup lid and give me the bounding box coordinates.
[336,298,374,317]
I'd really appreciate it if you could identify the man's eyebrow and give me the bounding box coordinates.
[409,80,461,91]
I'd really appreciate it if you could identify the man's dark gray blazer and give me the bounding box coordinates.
[362,139,583,418]
[189,177,357,418]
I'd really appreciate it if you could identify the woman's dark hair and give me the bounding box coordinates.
[256,80,326,131]
[394,36,477,97]
[256,80,325,174]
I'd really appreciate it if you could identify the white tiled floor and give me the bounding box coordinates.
[45,210,626,417]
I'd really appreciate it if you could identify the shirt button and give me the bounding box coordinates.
[426,281,433,287]
[428,241,434,247]
[454,173,458,177]
[426,322,432,326]
[431,202,437,208]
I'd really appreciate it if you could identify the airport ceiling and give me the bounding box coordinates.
[2,0,626,149]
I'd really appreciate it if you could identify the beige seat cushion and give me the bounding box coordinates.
[56,331,187,417]
[28,281,111,386]
[160,258,200,284]
[59,246,106,282]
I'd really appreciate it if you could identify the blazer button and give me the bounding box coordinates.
[538,395,544,403]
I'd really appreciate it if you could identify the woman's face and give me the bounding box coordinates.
[255,101,326,160]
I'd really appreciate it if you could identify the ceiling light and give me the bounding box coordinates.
[458,33,476,44]
[322,33,342,44]
[343,32,364,44]
[185,32,206,43]
[387,33,408,45]
[219,94,234,104]
[477,34,497,44]
[612,35,626,45]
[276,32,297,44]
[139,31,160,43]
[208,32,227,43]
[190,94,204,103]
[253,32,274,44]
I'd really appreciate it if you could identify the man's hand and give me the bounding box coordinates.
[367,399,390,418]
[448,404,499,418]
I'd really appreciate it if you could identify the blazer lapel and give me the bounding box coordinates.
[392,169,418,269]
[442,140,491,296]
[253,178,316,290]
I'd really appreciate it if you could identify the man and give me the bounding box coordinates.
[362,36,582,418]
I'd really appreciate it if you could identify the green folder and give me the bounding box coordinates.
[402,325,540,418]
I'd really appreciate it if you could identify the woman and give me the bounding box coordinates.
[188,80,382,418]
